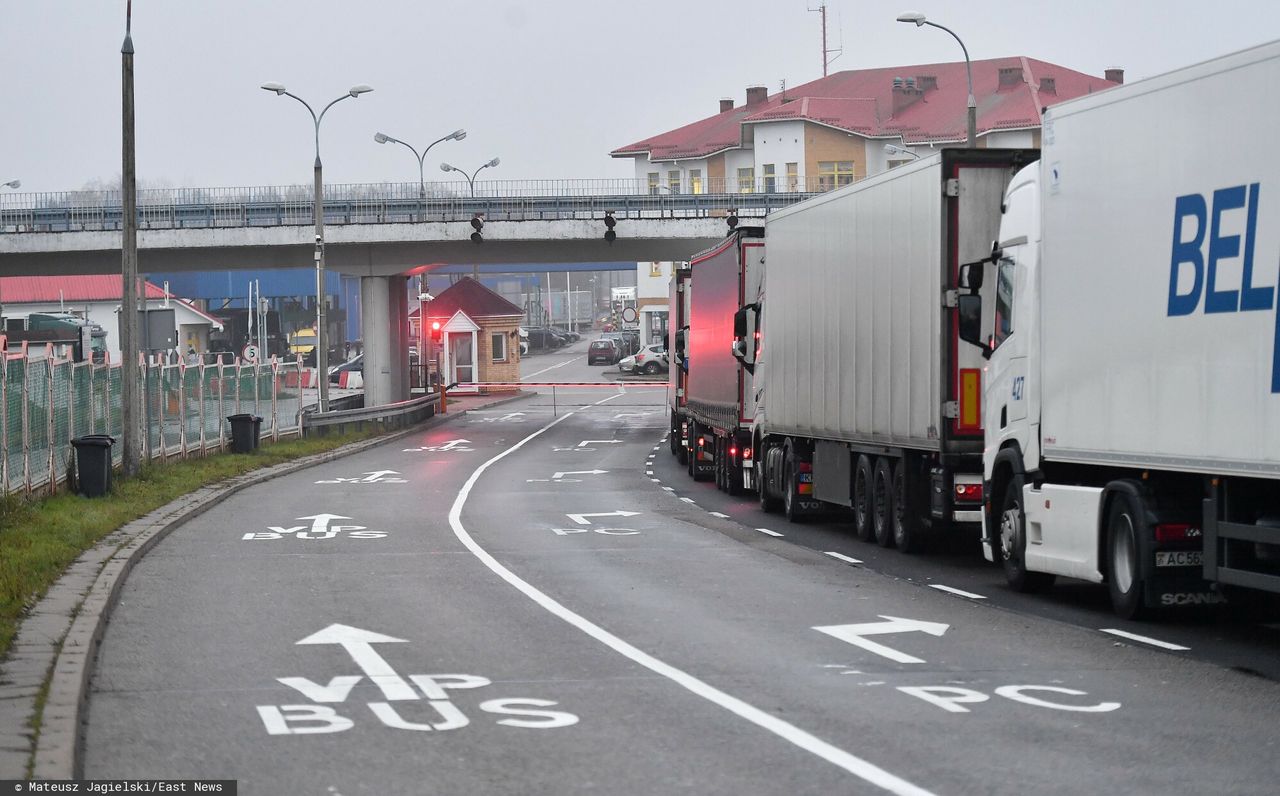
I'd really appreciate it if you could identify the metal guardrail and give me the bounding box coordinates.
[302,391,440,435]
[0,178,834,233]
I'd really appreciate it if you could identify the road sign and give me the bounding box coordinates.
[621,307,638,323]
[812,616,950,664]
[242,344,259,363]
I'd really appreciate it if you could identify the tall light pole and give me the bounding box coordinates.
[120,1,142,477]
[1,180,19,190]
[439,158,501,197]
[897,12,977,148]
[374,129,466,198]
[260,81,373,413]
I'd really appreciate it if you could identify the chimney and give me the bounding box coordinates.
[917,75,937,91]
[1039,77,1056,94]
[1105,67,1124,84]
[892,76,925,116]
[720,98,735,113]
[998,66,1024,88]
[746,85,768,106]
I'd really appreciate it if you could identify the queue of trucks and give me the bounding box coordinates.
[668,41,1280,618]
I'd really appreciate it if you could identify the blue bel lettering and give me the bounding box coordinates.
[1167,182,1279,393]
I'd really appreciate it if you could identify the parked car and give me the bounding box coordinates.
[587,339,621,365]
[329,354,363,384]
[619,329,641,356]
[619,344,669,374]
[526,328,564,350]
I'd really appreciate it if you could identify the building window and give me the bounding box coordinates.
[647,172,660,194]
[690,169,703,194]
[818,161,856,191]
[737,167,755,193]
[786,162,798,192]
[649,262,664,278]
[667,170,681,194]
[491,332,508,362]
[763,164,776,194]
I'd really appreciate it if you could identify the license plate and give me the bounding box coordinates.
[1155,551,1202,567]
[799,473,813,483]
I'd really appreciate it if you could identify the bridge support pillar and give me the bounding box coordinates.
[360,275,411,407]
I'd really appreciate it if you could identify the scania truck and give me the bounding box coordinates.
[676,226,764,492]
[957,41,1280,617]
[738,149,1036,551]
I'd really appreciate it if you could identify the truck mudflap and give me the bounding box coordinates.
[1143,563,1223,609]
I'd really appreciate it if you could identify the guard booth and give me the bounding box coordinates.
[418,278,523,395]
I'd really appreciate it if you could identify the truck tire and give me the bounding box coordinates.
[891,460,924,553]
[852,455,874,542]
[686,422,698,479]
[1106,493,1151,620]
[872,457,895,547]
[758,459,782,513]
[999,475,1056,593]
[670,420,686,464]
[726,445,744,496]
[783,448,805,523]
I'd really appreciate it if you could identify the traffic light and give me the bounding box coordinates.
[471,214,484,243]
[604,211,616,243]
[430,320,443,344]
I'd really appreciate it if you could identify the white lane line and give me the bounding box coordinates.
[680,497,697,504]
[824,551,863,565]
[521,356,585,380]
[447,397,933,796]
[928,584,987,600]
[662,486,675,491]
[709,512,729,519]
[646,470,654,475]
[1099,628,1190,651]
[650,478,661,483]
[756,528,783,537]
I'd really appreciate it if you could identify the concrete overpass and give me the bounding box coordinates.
[0,180,815,406]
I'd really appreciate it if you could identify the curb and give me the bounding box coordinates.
[3,394,531,780]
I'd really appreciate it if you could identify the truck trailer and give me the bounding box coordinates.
[740,149,1036,551]
[957,41,1280,617]
[675,226,764,492]
[667,260,691,464]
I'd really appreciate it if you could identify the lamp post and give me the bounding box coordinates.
[260,81,373,413]
[374,129,466,198]
[896,12,976,148]
[439,158,501,197]
[884,143,921,161]
[1,180,19,190]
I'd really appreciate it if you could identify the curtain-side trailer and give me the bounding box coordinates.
[959,42,1280,618]
[668,261,691,464]
[741,150,1036,551]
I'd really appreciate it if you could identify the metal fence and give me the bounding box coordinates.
[1,343,307,496]
[0,177,843,233]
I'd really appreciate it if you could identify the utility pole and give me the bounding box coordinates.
[809,2,843,77]
[120,0,142,476]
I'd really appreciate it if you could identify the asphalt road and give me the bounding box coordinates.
[83,339,1280,794]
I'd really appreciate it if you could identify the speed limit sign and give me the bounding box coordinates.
[242,344,259,363]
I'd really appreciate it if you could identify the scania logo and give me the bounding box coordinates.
[1161,591,1225,606]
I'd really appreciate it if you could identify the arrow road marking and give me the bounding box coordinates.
[296,624,418,701]
[405,438,474,452]
[566,510,641,525]
[526,470,609,483]
[579,440,621,447]
[813,616,950,665]
[297,514,352,536]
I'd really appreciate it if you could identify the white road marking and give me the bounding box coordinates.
[567,511,641,525]
[928,584,987,600]
[756,528,783,537]
[813,617,950,665]
[709,512,729,518]
[662,487,675,492]
[650,478,661,482]
[824,551,863,565]
[446,395,935,796]
[521,356,584,380]
[1099,628,1190,651]
[680,497,697,504]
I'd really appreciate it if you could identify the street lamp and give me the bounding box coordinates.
[897,12,977,148]
[1,180,19,190]
[884,143,921,160]
[374,129,466,198]
[260,81,373,413]
[440,157,501,197]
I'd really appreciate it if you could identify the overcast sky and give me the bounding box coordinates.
[2,0,1277,194]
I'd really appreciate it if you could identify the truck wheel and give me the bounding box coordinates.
[999,475,1056,592]
[686,422,698,478]
[1106,494,1151,620]
[872,458,895,547]
[891,460,924,553]
[726,448,744,496]
[852,455,874,542]
[783,449,805,523]
[758,459,782,513]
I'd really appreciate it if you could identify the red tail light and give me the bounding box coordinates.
[798,461,813,474]
[741,447,752,459]
[729,446,738,456]
[954,483,983,502]
[1155,523,1199,542]
[697,437,705,447]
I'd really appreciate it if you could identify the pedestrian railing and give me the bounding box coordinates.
[1,340,307,496]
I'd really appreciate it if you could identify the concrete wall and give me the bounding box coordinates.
[751,120,806,190]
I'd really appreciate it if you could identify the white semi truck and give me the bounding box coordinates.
[739,149,1036,550]
[957,41,1280,617]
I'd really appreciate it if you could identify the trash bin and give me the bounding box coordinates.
[71,434,115,497]
[227,414,263,453]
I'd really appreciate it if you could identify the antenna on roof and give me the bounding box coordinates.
[808,2,843,77]
[780,79,788,103]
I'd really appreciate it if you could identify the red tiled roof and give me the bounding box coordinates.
[413,277,523,321]
[0,275,170,302]
[612,56,1118,158]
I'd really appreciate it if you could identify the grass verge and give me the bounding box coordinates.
[0,429,378,659]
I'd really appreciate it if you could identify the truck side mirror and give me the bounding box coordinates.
[957,294,992,359]
[673,329,687,370]
[959,262,984,291]
[732,304,759,374]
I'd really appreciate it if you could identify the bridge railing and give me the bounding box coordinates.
[0,341,306,496]
[0,177,850,233]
